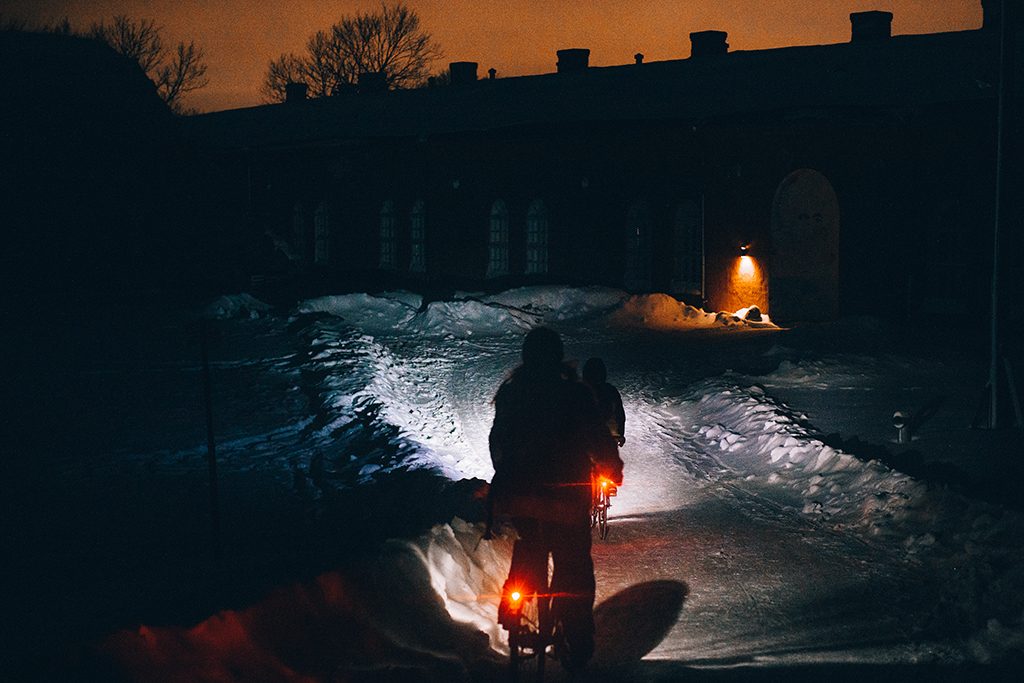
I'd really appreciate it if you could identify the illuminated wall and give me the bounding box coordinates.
[720,248,769,315]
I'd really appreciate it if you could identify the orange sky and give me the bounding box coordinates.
[6,1,982,112]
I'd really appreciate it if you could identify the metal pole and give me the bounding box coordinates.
[201,318,222,556]
[988,0,1009,429]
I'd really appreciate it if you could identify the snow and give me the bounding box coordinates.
[608,293,775,330]
[20,286,1022,680]
[203,292,273,319]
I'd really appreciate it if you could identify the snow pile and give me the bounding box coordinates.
[296,288,778,339]
[102,521,508,682]
[297,292,419,333]
[417,518,515,652]
[482,285,629,321]
[687,380,928,536]
[684,379,1024,654]
[297,292,533,338]
[203,293,272,320]
[406,299,534,338]
[608,293,775,330]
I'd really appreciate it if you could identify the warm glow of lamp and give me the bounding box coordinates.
[722,244,767,314]
[510,591,521,603]
[738,255,755,278]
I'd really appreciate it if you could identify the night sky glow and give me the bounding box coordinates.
[5,0,980,112]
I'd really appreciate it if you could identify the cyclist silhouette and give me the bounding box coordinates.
[582,357,626,447]
[489,327,623,671]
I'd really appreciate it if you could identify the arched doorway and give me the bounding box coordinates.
[770,169,840,322]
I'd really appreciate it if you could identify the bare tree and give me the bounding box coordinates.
[90,15,208,114]
[154,41,208,113]
[262,2,441,103]
[261,53,306,102]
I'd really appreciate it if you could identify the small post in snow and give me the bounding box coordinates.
[892,410,911,445]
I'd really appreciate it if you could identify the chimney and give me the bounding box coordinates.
[850,11,893,42]
[357,71,387,94]
[556,48,590,73]
[634,52,644,65]
[284,81,307,103]
[488,67,497,80]
[449,61,478,85]
[689,31,728,58]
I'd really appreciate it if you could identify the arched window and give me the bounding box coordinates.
[487,200,509,278]
[313,201,331,265]
[409,199,426,274]
[525,199,549,275]
[623,201,652,291]
[379,200,397,269]
[671,199,703,296]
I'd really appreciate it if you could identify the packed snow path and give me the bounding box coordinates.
[384,328,953,669]
[282,289,1021,672]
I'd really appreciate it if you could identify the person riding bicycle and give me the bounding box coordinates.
[489,327,623,672]
[582,357,626,447]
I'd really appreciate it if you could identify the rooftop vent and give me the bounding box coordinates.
[556,48,590,73]
[357,71,387,94]
[284,81,307,103]
[689,31,728,58]
[850,11,893,42]
[634,52,644,65]
[449,61,478,85]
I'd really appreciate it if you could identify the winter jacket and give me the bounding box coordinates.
[590,381,626,444]
[489,366,623,523]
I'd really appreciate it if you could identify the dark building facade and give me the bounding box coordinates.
[183,3,1020,323]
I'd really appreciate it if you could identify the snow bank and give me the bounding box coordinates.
[406,299,534,338]
[297,293,419,333]
[416,518,515,652]
[685,379,1024,654]
[607,294,775,330]
[482,285,629,321]
[298,286,630,339]
[687,380,926,534]
[102,519,512,682]
[203,293,272,320]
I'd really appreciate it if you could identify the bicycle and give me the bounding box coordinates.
[501,579,569,682]
[590,475,617,540]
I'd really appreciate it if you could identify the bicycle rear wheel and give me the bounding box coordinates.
[598,499,609,539]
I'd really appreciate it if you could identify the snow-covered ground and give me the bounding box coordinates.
[10,286,1022,681]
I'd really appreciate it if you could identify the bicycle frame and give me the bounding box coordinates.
[590,476,617,540]
[504,585,561,681]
